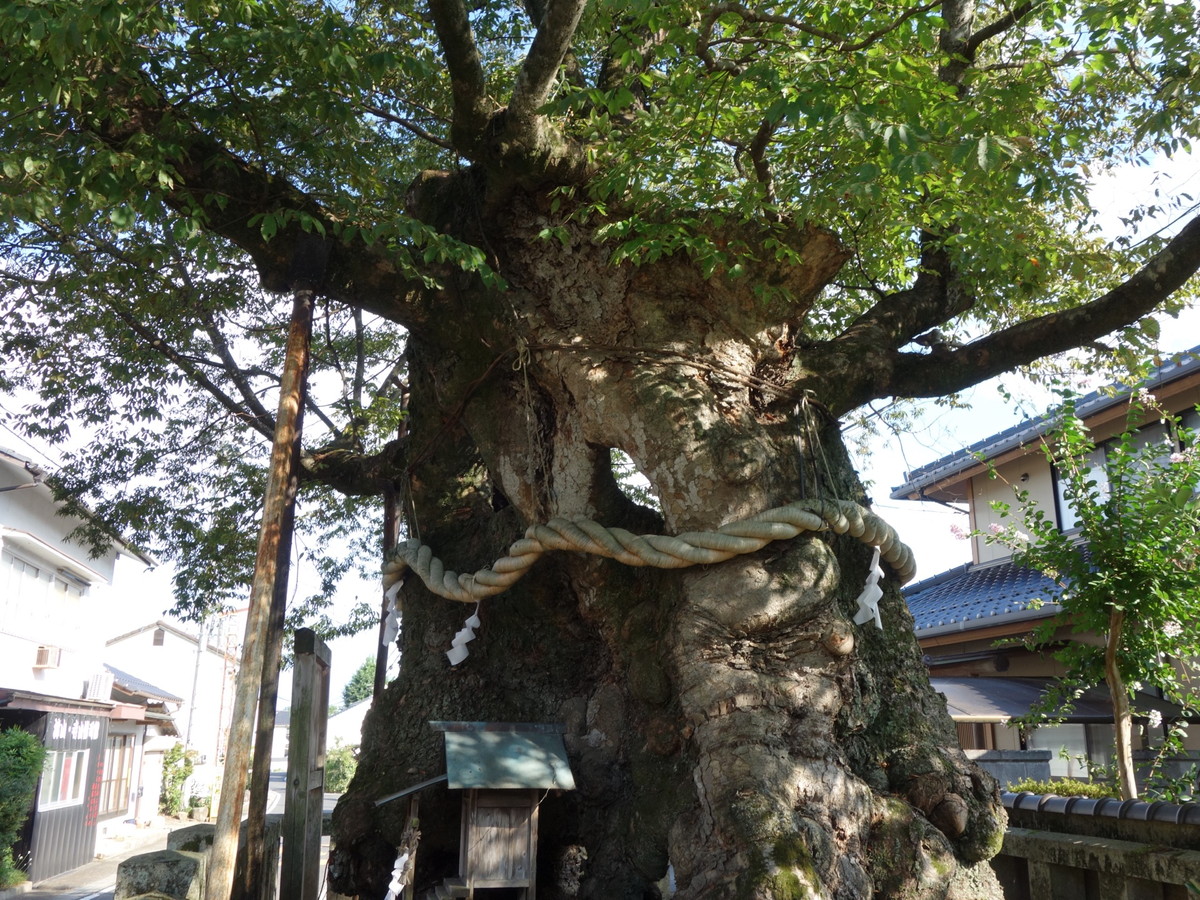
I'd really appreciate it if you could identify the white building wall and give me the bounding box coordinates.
[0,455,122,701]
[105,622,239,798]
[969,454,1056,565]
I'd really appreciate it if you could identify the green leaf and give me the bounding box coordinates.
[108,206,136,230]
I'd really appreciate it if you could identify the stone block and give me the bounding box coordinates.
[167,824,216,856]
[115,849,205,900]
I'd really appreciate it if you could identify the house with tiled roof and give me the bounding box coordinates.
[892,348,1200,783]
[105,618,241,802]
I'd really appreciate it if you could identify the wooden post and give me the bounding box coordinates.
[280,628,331,900]
[235,429,302,900]
[204,287,316,900]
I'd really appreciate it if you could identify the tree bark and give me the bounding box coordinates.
[327,178,1005,900]
[1107,609,1138,801]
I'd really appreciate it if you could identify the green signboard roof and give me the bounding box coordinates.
[430,721,576,791]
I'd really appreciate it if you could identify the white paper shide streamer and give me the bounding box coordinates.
[445,604,482,666]
[852,546,885,630]
[381,578,403,646]
[384,850,411,900]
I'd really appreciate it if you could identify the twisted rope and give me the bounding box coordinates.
[382,499,916,604]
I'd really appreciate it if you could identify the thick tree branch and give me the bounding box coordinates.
[427,0,494,156]
[300,435,409,495]
[509,0,587,128]
[748,119,780,219]
[598,22,665,93]
[87,77,427,324]
[966,1,1037,57]
[836,239,972,350]
[940,0,1038,88]
[887,213,1200,400]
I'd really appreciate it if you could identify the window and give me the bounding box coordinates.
[1054,446,1108,532]
[99,734,135,817]
[1027,723,1116,779]
[1053,414,1195,532]
[3,548,44,608]
[53,574,84,601]
[38,749,89,810]
[2,548,90,640]
[956,722,996,750]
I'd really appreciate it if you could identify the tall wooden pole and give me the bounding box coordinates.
[279,628,331,900]
[235,424,303,900]
[205,285,316,900]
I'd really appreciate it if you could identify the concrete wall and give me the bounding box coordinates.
[994,791,1200,899]
[966,749,1052,788]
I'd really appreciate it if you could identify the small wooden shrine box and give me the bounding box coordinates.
[432,721,576,899]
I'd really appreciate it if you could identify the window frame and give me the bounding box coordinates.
[98,733,136,818]
[38,748,90,811]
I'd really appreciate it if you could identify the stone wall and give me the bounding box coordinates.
[993,791,1200,900]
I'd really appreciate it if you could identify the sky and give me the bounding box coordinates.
[3,150,1199,706]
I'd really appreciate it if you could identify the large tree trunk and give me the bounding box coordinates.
[328,180,1005,899]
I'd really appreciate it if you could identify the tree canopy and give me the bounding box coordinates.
[2,3,1197,608]
[342,656,376,708]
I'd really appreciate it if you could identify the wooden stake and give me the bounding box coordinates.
[205,289,315,900]
[280,627,331,900]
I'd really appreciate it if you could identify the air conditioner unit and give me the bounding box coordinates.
[33,645,62,669]
[85,671,115,701]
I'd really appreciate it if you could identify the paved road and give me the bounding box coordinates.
[26,776,339,900]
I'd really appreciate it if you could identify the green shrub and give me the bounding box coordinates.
[324,742,357,793]
[160,744,197,816]
[0,728,46,888]
[1009,778,1119,799]
[0,854,25,891]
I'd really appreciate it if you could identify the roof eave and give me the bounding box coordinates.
[890,347,1200,500]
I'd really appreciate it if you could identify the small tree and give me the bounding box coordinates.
[0,728,46,887]
[341,658,375,709]
[160,743,197,817]
[986,392,1200,800]
[324,742,358,794]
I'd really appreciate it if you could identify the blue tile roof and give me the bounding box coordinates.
[104,663,184,703]
[904,560,1062,636]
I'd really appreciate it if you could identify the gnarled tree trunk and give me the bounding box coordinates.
[328,179,1005,900]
